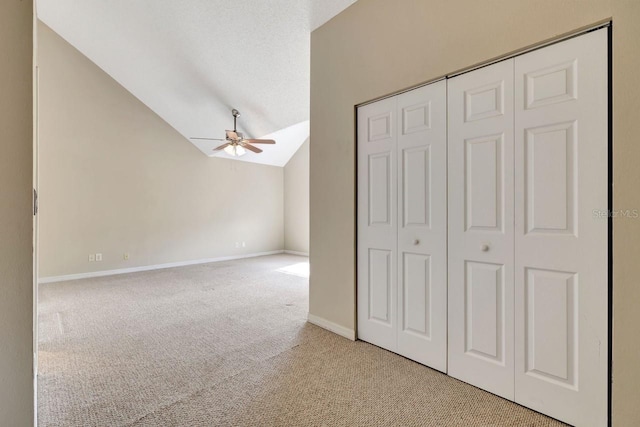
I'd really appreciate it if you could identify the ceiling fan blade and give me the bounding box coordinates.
[244,139,276,144]
[226,130,239,140]
[242,143,263,154]
[190,137,226,141]
[213,143,230,151]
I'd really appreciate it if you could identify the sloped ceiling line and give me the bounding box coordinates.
[37,0,357,166]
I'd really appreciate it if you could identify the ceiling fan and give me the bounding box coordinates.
[190,109,275,157]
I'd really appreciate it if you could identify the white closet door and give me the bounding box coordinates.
[514,29,608,427]
[448,59,515,399]
[357,96,398,352]
[396,81,447,371]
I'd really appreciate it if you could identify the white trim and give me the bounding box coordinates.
[307,313,356,341]
[284,250,309,257]
[39,250,285,284]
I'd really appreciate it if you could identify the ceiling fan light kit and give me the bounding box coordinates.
[224,144,246,157]
[190,108,276,157]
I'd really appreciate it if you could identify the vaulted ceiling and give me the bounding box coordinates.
[37,0,356,166]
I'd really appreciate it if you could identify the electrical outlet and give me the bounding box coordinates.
[95,253,103,261]
[235,242,240,248]
[242,241,246,247]
[123,253,130,260]
[88,254,95,262]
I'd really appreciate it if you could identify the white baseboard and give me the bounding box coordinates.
[284,250,309,257]
[307,313,356,341]
[39,250,285,284]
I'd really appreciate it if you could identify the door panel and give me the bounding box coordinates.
[368,249,393,324]
[448,59,515,399]
[465,134,503,231]
[514,28,608,427]
[402,252,431,336]
[369,152,392,226]
[465,261,505,364]
[402,146,430,228]
[525,121,576,234]
[357,96,398,352]
[524,267,577,389]
[397,81,447,371]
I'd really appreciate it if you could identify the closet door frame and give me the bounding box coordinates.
[354,22,612,426]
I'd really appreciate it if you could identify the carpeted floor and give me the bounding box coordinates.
[38,254,565,427]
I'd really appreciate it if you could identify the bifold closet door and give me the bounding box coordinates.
[359,28,607,426]
[357,81,447,371]
[396,82,447,371]
[357,96,398,353]
[514,29,608,427]
[447,59,515,400]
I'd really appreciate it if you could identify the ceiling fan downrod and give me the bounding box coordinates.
[232,108,240,132]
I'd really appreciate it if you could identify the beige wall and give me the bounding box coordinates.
[37,22,284,278]
[309,0,640,424]
[284,139,309,254]
[0,0,34,425]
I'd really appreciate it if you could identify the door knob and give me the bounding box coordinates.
[481,244,490,252]
[414,239,420,245]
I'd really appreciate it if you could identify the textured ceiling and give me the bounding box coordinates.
[36,0,356,166]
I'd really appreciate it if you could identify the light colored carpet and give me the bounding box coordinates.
[38,254,565,427]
